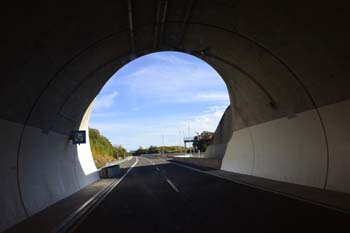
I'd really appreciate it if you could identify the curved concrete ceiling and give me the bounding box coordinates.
[1,0,348,133]
[1,0,349,231]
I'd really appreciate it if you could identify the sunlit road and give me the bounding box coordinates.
[73,156,348,233]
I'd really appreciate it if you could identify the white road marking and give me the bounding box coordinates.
[50,157,138,233]
[141,156,179,193]
[169,160,349,214]
[166,178,179,193]
[101,156,133,169]
[142,156,155,165]
[113,157,139,187]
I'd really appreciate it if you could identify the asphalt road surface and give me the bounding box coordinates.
[73,156,348,233]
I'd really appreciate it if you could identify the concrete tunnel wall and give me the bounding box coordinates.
[222,100,350,192]
[205,105,232,159]
[0,99,99,232]
[0,0,350,231]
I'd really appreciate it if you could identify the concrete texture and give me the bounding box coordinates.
[4,179,114,233]
[0,1,350,231]
[4,158,137,233]
[205,106,232,159]
[222,100,349,192]
[0,119,27,231]
[319,100,350,193]
[99,165,121,178]
[75,101,100,187]
[19,126,81,215]
[204,143,226,159]
[0,112,99,232]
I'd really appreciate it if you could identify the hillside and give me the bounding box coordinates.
[89,128,128,168]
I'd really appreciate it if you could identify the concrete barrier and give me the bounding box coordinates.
[99,165,121,178]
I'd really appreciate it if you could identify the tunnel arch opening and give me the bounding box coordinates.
[80,51,231,170]
[1,2,350,231]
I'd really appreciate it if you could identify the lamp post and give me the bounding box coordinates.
[162,134,164,157]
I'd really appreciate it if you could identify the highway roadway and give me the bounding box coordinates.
[73,156,348,233]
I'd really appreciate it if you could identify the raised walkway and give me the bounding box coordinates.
[4,158,136,233]
[169,157,350,213]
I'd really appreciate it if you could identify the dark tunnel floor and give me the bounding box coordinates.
[73,156,349,233]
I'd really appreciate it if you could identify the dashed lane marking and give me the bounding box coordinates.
[166,178,179,193]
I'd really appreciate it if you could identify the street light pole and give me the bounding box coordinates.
[162,134,164,157]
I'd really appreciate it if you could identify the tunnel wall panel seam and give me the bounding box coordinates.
[319,100,350,193]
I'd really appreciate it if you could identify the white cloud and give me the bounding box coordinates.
[90,105,228,150]
[93,91,118,111]
[175,91,230,104]
[150,52,198,66]
[89,122,131,132]
[206,105,229,112]
[89,52,230,150]
[176,109,226,136]
[193,92,229,101]
[114,53,227,105]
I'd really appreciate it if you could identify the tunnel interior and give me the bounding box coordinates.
[1,0,349,231]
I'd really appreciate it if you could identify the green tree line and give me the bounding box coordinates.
[132,145,186,155]
[89,128,129,168]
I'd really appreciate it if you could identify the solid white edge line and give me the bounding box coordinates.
[51,157,139,233]
[166,178,179,193]
[168,160,349,214]
[113,157,139,187]
[98,156,133,172]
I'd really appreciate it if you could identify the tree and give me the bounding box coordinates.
[89,128,128,168]
[131,145,186,155]
[133,146,147,156]
[148,145,160,154]
[193,131,214,152]
[113,145,128,159]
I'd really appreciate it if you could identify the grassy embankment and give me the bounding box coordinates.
[89,128,128,168]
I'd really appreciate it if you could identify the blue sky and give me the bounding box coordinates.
[89,52,230,150]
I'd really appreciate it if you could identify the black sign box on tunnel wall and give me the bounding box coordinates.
[71,130,86,145]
